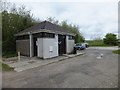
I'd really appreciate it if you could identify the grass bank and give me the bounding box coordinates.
[112,49,120,54]
[0,62,14,71]
[86,40,115,47]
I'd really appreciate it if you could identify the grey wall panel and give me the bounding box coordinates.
[66,36,75,53]
[37,38,43,58]
[43,35,58,59]
[16,39,30,56]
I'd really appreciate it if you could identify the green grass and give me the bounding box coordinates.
[2,51,17,58]
[112,50,120,54]
[0,62,14,71]
[86,40,115,47]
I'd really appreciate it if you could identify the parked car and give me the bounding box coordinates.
[82,43,89,48]
[74,43,86,50]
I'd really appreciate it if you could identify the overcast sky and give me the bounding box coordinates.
[8,0,118,40]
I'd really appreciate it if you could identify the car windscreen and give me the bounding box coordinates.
[76,43,81,46]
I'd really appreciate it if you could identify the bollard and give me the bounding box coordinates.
[18,51,20,62]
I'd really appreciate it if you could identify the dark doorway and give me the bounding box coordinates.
[33,38,37,56]
[58,34,66,55]
[33,33,43,56]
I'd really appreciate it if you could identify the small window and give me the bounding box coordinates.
[68,35,74,40]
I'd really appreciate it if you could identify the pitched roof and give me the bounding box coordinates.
[15,21,75,36]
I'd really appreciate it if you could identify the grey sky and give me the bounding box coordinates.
[8,0,118,40]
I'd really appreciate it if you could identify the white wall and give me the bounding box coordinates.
[66,36,75,53]
[37,34,58,59]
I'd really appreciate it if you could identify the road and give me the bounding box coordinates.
[2,47,118,88]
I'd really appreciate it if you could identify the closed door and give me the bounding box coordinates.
[58,35,66,55]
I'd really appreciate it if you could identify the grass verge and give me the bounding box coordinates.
[86,40,116,47]
[0,62,14,71]
[112,49,120,54]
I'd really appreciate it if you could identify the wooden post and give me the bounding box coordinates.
[18,51,20,61]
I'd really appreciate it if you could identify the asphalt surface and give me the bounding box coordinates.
[2,47,118,88]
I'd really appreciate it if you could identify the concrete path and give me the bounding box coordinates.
[3,52,84,72]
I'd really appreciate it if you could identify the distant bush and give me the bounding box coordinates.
[103,33,117,45]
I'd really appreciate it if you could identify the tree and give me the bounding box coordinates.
[47,17,59,25]
[2,2,38,55]
[103,33,117,45]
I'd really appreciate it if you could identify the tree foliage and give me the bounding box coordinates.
[47,17,59,25]
[103,33,117,45]
[2,2,38,54]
